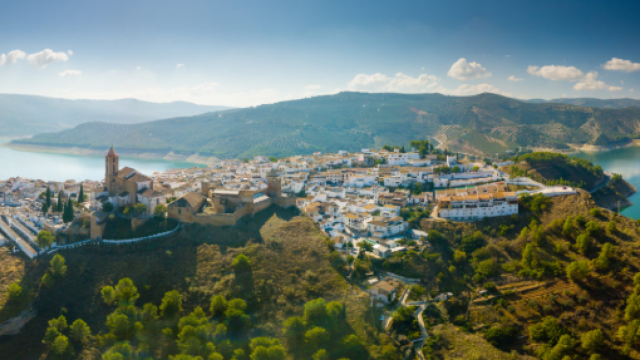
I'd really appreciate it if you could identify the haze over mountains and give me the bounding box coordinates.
[526,97,640,109]
[9,92,640,158]
[0,94,231,136]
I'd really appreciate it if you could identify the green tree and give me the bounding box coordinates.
[63,198,74,223]
[41,273,55,289]
[305,326,329,351]
[43,187,51,213]
[70,318,91,343]
[232,254,251,273]
[522,244,538,269]
[154,204,168,218]
[606,221,617,234]
[585,221,601,238]
[50,254,67,277]
[134,203,147,216]
[106,313,131,340]
[283,316,305,348]
[50,334,71,356]
[7,282,22,301]
[595,243,614,271]
[576,234,590,255]
[103,202,114,212]
[78,185,85,203]
[567,261,590,283]
[581,329,603,353]
[210,295,227,317]
[160,290,183,320]
[226,299,250,332]
[57,191,63,213]
[102,278,140,307]
[36,230,55,250]
[304,298,327,327]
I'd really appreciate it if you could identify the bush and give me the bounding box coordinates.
[567,261,590,283]
[485,325,518,349]
[590,208,601,217]
[8,282,22,301]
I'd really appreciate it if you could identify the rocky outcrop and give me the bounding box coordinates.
[0,308,36,336]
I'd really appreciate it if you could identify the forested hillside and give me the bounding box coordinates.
[0,207,396,360]
[12,92,640,158]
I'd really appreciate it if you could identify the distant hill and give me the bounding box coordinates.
[0,94,231,136]
[527,97,640,109]
[11,92,640,158]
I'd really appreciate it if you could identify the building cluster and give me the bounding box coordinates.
[0,146,520,259]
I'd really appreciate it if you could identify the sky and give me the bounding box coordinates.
[1,0,640,107]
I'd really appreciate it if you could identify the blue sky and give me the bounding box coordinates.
[1,0,639,106]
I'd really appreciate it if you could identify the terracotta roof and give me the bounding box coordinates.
[169,192,206,211]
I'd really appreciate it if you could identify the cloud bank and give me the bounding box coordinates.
[27,49,69,68]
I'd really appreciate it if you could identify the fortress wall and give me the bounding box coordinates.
[252,198,273,214]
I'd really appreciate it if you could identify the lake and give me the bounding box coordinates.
[575,146,640,219]
[0,139,202,182]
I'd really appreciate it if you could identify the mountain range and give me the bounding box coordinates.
[0,94,231,137]
[9,92,640,158]
[526,97,640,109]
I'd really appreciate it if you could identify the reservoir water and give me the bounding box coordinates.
[575,146,640,219]
[0,139,202,182]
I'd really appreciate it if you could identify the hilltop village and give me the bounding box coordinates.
[0,145,576,260]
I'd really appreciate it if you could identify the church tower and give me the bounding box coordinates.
[105,146,119,196]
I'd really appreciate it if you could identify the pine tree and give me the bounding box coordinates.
[78,185,84,203]
[57,192,63,213]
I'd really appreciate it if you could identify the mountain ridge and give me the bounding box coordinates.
[10,92,640,158]
[0,93,232,136]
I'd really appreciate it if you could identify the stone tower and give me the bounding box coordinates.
[105,146,119,196]
[266,168,281,198]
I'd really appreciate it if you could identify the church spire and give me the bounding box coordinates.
[106,146,118,158]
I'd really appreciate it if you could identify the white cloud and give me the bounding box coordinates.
[348,72,440,93]
[573,71,622,91]
[527,65,584,81]
[176,63,185,68]
[305,84,322,90]
[59,69,82,78]
[26,49,69,68]
[0,50,26,66]
[603,58,640,72]
[508,75,523,82]
[7,50,26,63]
[67,50,73,56]
[447,58,491,80]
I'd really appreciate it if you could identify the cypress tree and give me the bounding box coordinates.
[78,185,84,203]
[57,192,63,213]
[42,187,51,214]
[63,198,74,223]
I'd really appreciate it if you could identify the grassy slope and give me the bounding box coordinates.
[13,92,640,158]
[0,206,383,360]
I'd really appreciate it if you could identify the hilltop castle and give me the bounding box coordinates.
[168,168,296,226]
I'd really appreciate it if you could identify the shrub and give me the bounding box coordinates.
[8,282,22,301]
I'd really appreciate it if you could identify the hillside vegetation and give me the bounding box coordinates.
[381,191,640,359]
[0,207,395,360]
[13,92,640,158]
[503,152,606,189]
[0,94,230,136]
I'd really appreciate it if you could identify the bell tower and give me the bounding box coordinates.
[105,146,119,196]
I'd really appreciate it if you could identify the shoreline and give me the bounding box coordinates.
[1,143,220,166]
